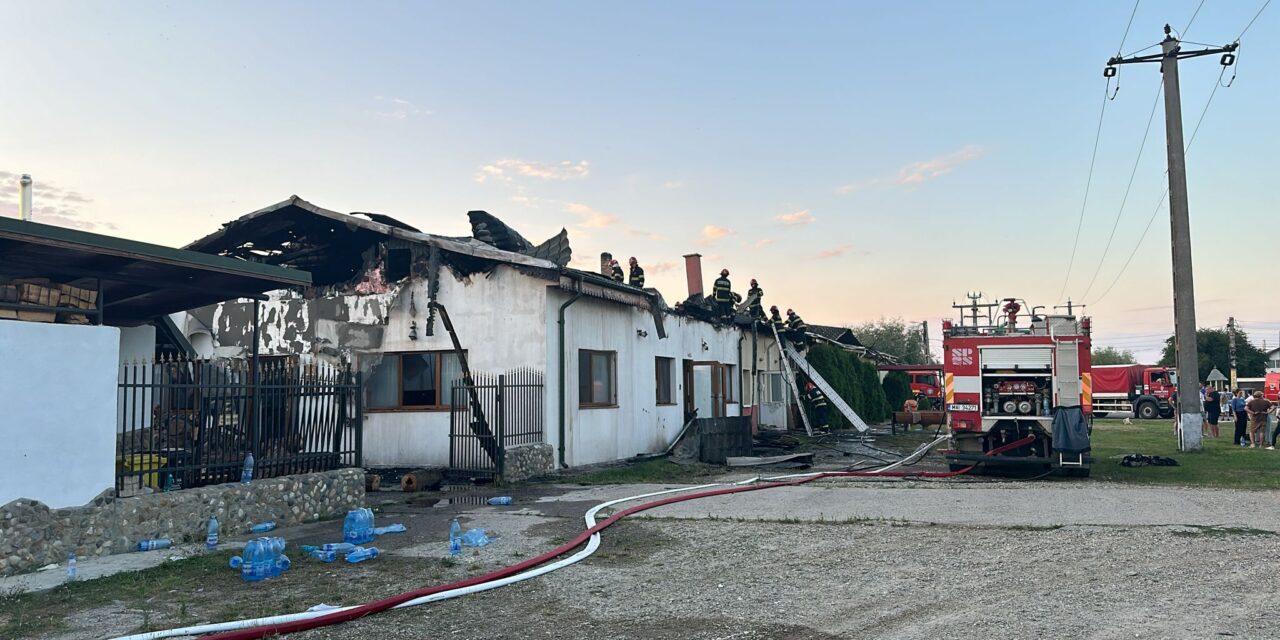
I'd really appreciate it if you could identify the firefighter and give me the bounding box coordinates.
[746,279,764,319]
[805,381,830,431]
[610,259,625,283]
[768,305,786,334]
[628,257,645,288]
[712,268,734,319]
[786,308,808,344]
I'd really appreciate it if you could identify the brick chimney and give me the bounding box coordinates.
[600,252,613,277]
[683,253,704,298]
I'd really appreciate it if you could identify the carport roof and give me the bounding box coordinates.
[0,216,311,326]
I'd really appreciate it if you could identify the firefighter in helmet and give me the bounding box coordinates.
[746,278,764,320]
[768,305,786,334]
[712,268,734,319]
[628,257,645,288]
[786,308,808,344]
[610,259,625,283]
[805,381,830,432]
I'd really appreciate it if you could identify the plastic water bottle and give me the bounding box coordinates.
[343,508,374,544]
[163,473,175,492]
[487,497,513,506]
[240,453,254,484]
[250,522,276,533]
[66,551,77,581]
[229,555,243,569]
[460,528,492,547]
[448,518,462,556]
[137,538,172,552]
[308,548,338,562]
[373,524,406,536]
[206,516,220,551]
[345,547,380,564]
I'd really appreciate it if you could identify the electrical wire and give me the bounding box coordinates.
[1117,0,1141,55]
[1238,0,1273,41]
[1182,0,1208,39]
[1077,81,1164,303]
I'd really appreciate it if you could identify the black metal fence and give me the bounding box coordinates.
[449,368,545,477]
[117,356,362,495]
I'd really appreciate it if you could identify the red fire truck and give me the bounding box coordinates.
[942,296,1093,476]
[1091,364,1177,419]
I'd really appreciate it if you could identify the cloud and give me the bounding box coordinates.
[775,209,815,226]
[662,180,685,189]
[837,144,986,193]
[563,202,618,229]
[647,261,677,273]
[750,238,776,249]
[370,95,432,120]
[626,227,667,241]
[817,244,853,258]
[476,159,591,183]
[0,171,115,231]
[701,225,732,239]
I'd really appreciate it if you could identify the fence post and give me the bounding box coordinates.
[250,299,262,462]
[353,368,363,469]
[496,374,506,477]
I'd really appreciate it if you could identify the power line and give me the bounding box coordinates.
[1077,81,1164,302]
[1238,0,1273,40]
[1118,0,1142,54]
[1182,0,1208,38]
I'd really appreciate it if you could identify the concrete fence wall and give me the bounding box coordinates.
[0,469,364,576]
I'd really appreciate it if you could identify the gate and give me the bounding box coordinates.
[449,368,545,477]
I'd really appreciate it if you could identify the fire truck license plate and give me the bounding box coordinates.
[948,403,979,412]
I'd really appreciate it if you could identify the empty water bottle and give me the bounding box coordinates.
[308,548,338,563]
[66,551,77,581]
[345,546,380,564]
[343,508,374,544]
[206,516,220,551]
[163,473,175,492]
[137,538,172,552]
[373,524,406,536]
[240,453,255,484]
[460,528,492,547]
[250,522,276,533]
[235,537,290,581]
[487,497,513,506]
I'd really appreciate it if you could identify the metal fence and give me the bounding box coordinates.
[449,368,545,477]
[117,356,362,494]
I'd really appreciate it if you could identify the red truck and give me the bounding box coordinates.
[1090,364,1177,420]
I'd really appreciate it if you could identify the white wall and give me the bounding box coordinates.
[116,324,156,431]
[0,322,120,508]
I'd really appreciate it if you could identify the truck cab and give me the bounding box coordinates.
[908,371,942,402]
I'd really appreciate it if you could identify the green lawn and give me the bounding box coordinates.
[1089,418,1280,489]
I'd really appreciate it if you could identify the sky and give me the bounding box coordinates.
[2,0,1277,362]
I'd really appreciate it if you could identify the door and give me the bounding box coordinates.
[1054,342,1082,407]
[758,371,789,429]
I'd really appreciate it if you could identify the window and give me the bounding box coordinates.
[655,357,675,405]
[723,364,737,403]
[765,372,784,403]
[366,351,465,410]
[579,350,616,407]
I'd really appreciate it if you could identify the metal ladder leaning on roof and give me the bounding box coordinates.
[768,321,815,437]
[781,341,872,434]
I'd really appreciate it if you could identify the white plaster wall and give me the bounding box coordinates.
[116,324,157,431]
[362,266,550,467]
[548,290,744,467]
[0,322,120,508]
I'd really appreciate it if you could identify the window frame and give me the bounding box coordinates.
[655,356,676,406]
[364,350,466,412]
[579,349,618,408]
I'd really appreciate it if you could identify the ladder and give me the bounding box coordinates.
[782,342,872,434]
[769,321,814,437]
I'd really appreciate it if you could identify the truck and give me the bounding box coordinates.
[907,370,942,403]
[1090,364,1177,419]
[941,296,1092,476]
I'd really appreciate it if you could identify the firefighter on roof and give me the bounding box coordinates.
[628,257,645,288]
[768,306,786,334]
[610,259,625,283]
[786,309,808,344]
[805,381,830,431]
[712,269,734,319]
[747,279,764,319]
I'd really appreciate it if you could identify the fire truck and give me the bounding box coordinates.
[1091,364,1177,419]
[941,295,1093,476]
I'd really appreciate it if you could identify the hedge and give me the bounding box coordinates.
[803,344,892,426]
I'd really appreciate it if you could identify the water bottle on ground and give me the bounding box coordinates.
[449,518,462,556]
[487,497,513,506]
[240,453,255,484]
[345,546,380,564]
[163,473,175,492]
[206,516,220,551]
[343,508,374,544]
[308,548,338,562]
[250,522,276,533]
[460,528,492,547]
[373,524,406,536]
[137,538,172,552]
[66,551,77,581]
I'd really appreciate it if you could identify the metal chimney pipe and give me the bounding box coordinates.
[683,253,704,298]
[19,174,32,221]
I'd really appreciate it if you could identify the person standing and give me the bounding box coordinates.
[1203,383,1221,438]
[746,279,764,320]
[1245,391,1273,448]
[785,309,808,344]
[805,381,830,431]
[628,257,645,288]
[712,269,734,319]
[768,306,786,335]
[610,259,625,283]
[1231,389,1249,447]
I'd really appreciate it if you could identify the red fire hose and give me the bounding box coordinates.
[207,435,1037,639]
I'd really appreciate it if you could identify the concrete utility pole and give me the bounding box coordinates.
[921,321,931,363]
[1106,26,1237,451]
[1228,317,1238,390]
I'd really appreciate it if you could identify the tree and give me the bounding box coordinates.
[805,344,892,425]
[881,371,911,414]
[852,317,929,364]
[1157,328,1267,382]
[1092,346,1137,365]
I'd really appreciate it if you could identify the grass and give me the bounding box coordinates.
[565,458,727,485]
[1089,418,1280,489]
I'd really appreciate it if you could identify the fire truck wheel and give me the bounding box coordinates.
[1136,402,1159,420]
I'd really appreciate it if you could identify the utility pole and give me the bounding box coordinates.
[1106,27,1237,451]
[1228,317,1238,390]
[921,321,931,363]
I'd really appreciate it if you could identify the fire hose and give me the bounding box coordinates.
[119,435,1036,640]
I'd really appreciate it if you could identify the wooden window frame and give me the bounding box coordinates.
[579,349,618,409]
[364,350,465,413]
[655,356,676,406]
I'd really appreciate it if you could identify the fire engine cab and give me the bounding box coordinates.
[942,295,1093,476]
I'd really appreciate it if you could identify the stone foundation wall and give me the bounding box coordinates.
[0,468,364,576]
[504,443,554,482]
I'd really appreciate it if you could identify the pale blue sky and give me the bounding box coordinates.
[2,1,1276,360]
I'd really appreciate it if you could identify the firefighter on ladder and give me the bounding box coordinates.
[747,279,764,320]
[785,308,808,345]
[628,257,645,288]
[712,269,734,319]
[610,259,625,283]
[768,305,786,335]
[805,381,830,432]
